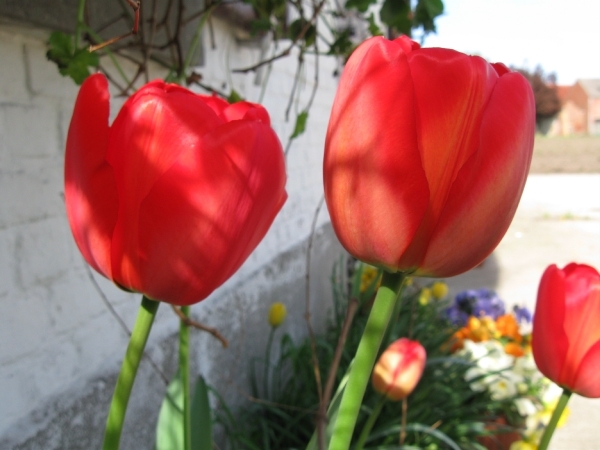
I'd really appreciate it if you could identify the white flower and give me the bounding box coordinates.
[515,398,538,417]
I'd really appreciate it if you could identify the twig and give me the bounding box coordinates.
[171,305,229,348]
[83,264,169,385]
[317,297,359,449]
[233,0,327,73]
[89,0,140,52]
[305,195,325,448]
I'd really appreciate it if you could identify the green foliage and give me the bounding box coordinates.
[46,31,99,85]
[290,111,309,139]
[215,259,515,449]
[156,372,213,450]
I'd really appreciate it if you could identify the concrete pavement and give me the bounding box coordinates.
[445,173,600,449]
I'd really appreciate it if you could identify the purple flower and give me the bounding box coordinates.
[445,289,505,326]
[513,305,532,323]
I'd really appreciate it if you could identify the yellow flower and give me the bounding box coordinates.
[431,281,448,299]
[419,287,432,305]
[268,302,287,327]
[359,265,381,293]
[509,440,537,450]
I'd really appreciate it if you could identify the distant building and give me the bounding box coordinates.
[552,79,600,136]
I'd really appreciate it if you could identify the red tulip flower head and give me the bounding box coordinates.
[532,263,600,398]
[65,74,287,305]
[372,338,426,401]
[324,36,535,277]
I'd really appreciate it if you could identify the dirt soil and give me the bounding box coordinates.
[529,136,600,173]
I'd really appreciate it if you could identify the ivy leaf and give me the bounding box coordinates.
[379,0,412,35]
[290,111,308,139]
[46,31,99,85]
[327,28,353,57]
[367,13,384,36]
[227,89,244,103]
[289,19,316,48]
[414,0,444,32]
[345,0,377,13]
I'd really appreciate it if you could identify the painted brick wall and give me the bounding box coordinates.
[0,18,343,448]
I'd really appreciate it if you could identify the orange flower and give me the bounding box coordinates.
[496,314,522,343]
[504,342,525,357]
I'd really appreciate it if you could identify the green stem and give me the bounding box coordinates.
[354,396,386,450]
[538,388,572,450]
[177,4,219,83]
[328,271,406,450]
[180,306,191,450]
[75,0,86,50]
[263,327,276,398]
[102,296,160,450]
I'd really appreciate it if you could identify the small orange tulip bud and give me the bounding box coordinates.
[372,338,426,401]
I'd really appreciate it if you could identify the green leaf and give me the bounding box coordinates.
[421,0,444,17]
[345,0,377,13]
[46,31,99,85]
[156,370,184,450]
[290,111,308,139]
[367,13,384,36]
[227,89,244,103]
[190,376,212,450]
[289,19,316,48]
[379,0,412,35]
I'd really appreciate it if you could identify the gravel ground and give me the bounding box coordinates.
[530,135,600,173]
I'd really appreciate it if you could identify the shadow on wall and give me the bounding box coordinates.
[0,223,346,450]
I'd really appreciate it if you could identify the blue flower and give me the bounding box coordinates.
[445,289,505,326]
[513,305,532,323]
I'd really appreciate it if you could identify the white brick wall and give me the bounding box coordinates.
[0,19,341,445]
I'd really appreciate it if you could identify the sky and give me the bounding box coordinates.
[421,0,600,85]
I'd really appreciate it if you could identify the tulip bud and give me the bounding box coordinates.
[532,263,600,398]
[268,302,287,328]
[372,338,426,401]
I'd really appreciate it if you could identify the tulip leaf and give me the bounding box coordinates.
[46,31,99,85]
[156,370,185,450]
[290,111,308,139]
[190,375,213,450]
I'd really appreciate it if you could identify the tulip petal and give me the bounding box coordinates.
[560,264,600,387]
[407,50,499,221]
[106,83,224,289]
[532,265,569,383]
[571,338,600,398]
[417,71,534,276]
[324,37,428,270]
[135,121,286,305]
[64,73,117,278]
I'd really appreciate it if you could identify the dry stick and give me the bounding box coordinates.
[304,196,326,448]
[142,0,160,82]
[233,0,327,73]
[83,264,170,385]
[89,0,140,52]
[317,297,359,450]
[170,305,229,348]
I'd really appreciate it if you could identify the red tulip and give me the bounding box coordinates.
[65,74,287,305]
[372,338,426,401]
[532,263,600,398]
[324,36,535,277]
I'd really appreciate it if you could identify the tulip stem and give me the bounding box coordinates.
[354,396,386,450]
[179,306,192,450]
[538,388,572,450]
[102,296,160,450]
[328,271,406,450]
